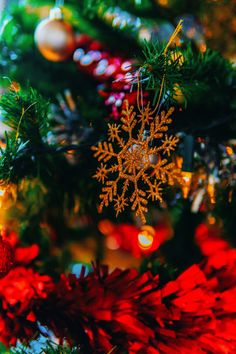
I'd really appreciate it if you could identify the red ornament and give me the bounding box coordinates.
[0,237,14,279]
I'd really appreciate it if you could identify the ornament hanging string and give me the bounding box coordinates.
[137,19,183,115]
[155,19,183,112]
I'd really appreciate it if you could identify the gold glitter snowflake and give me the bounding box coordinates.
[92,100,181,224]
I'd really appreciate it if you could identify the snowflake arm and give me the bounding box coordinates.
[94,164,119,183]
[158,135,179,156]
[91,141,116,162]
[130,183,148,224]
[121,101,137,139]
[108,124,125,148]
[98,178,120,213]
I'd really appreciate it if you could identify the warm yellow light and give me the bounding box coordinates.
[138,225,155,250]
[226,146,234,155]
[207,175,216,204]
[208,214,216,225]
[199,42,207,53]
[0,189,5,197]
[181,171,192,199]
[175,155,183,169]
[0,188,6,208]
[157,0,169,7]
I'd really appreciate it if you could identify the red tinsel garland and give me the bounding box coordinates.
[0,261,235,353]
[0,227,236,352]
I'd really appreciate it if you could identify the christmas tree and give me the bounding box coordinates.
[0,0,236,353]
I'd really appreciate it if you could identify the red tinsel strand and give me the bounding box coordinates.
[38,264,236,353]
[0,239,236,353]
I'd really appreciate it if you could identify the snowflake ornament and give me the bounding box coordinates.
[92,100,181,224]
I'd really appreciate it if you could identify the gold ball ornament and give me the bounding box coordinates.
[34,7,76,62]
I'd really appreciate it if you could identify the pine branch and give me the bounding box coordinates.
[139,42,236,108]
[0,133,29,185]
[0,87,49,146]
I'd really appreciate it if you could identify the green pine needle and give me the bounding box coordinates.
[0,87,49,145]
[0,133,28,185]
